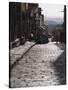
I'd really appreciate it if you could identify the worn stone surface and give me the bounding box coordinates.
[10,41,35,65]
[10,41,66,88]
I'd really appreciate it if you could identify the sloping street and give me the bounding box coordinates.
[10,41,66,88]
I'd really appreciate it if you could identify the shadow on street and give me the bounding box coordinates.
[52,49,66,85]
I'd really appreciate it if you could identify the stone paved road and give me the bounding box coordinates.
[10,41,66,88]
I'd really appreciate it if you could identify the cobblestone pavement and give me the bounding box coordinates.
[10,41,35,66]
[10,41,66,88]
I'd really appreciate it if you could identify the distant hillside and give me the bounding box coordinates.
[44,17,63,33]
[44,20,57,33]
[45,20,57,25]
[44,16,63,25]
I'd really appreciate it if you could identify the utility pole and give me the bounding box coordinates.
[64,5,66,43]
[60,5,66,43]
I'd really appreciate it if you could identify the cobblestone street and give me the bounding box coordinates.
[10,41,66,88]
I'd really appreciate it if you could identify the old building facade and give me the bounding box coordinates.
[9,2,47,48]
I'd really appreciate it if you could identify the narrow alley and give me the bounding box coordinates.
[9,2,66,88]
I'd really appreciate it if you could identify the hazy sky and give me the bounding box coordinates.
[39,3,64,18]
